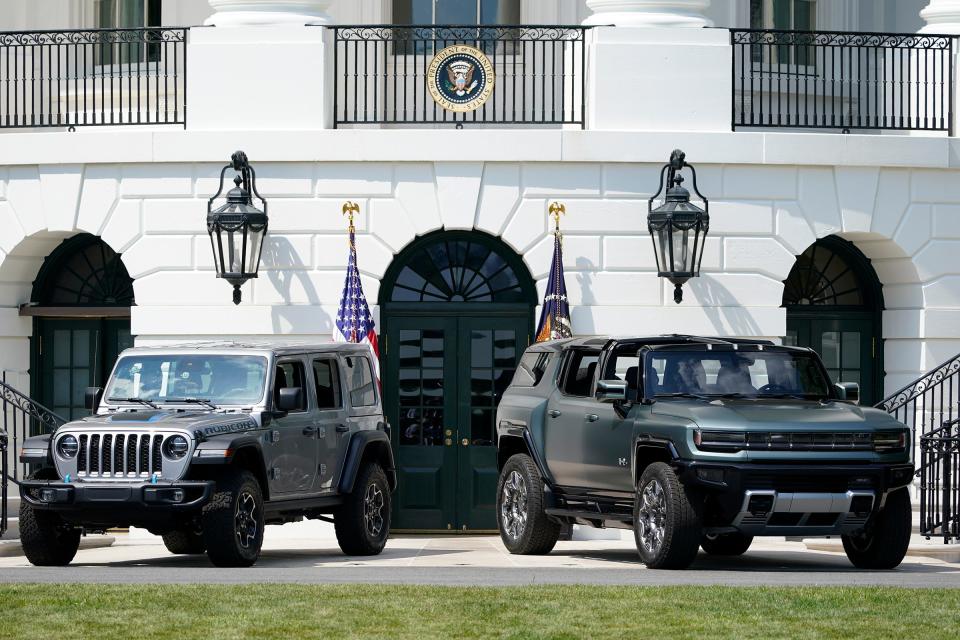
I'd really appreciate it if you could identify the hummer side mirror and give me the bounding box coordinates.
[277,387,303,412]
[85,387,103,412]
[596,379,628,403]
[836,382,860,405]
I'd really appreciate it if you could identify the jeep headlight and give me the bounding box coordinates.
[162,435,190,459]
[57,435,79,459]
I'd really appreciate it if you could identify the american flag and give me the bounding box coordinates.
[334,222,380,377]
[535,229,573,342]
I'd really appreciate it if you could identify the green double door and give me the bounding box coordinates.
[786,313,880,406]
[385,313,529,531]
[33,318,134,420]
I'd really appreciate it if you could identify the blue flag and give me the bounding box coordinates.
[535,231,572,342]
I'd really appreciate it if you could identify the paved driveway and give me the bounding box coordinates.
[1,523,958,587]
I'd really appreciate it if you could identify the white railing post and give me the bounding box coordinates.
[206,0,333,26]
[920,1,960,136]
[583,0,713,28]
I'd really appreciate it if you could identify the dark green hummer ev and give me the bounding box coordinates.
[495,336,914,570]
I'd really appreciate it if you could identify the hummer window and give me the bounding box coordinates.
[104,355,268,407]
[345,356,378,407]
[560,350,600,397]
[274,361,307,412]
[644,348,831,399]
[513,352,550,387]
[313,358,342,410]
[602,351,642,400]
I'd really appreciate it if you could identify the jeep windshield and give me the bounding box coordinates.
[642,347,832,400]
[104,355,268,407]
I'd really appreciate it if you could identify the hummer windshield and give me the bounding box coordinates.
[104,355,269,407]
[642,347,832,400]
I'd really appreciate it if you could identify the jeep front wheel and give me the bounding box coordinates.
[633,462,702,569]
[162,527,206,555]
[201,470,264,567]
[841,487,911,570]
[335,462,391,556]
[496,454,561,555]
[19,500,81,567]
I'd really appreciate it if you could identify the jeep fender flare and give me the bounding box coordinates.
[19,434,52,466]
[338,430,397,494]
[193,434,270,499]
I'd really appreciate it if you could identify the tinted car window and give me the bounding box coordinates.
[513,352,551,387]
[313,358,342,410]
[561,350,600,397]
[105,355,267,406]
[345,356,377,407]
[274,361,307,411]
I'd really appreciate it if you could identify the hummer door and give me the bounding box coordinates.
[544,348,602,488]
[267,359,317,495]
[586,349,640,493]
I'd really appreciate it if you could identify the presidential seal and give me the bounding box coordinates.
[427,44,495,113]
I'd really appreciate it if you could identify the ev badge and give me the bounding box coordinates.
[618,457,628,467]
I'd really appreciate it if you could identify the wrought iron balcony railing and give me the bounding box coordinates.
[332,25,588,128]
[731,29,955,135]
[0,27,187,129]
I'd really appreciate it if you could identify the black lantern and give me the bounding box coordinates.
[207,151,268,305]
[648,149,709,304]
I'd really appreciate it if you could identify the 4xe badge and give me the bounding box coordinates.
[427,44,495,113]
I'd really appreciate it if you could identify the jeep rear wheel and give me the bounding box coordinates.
[633,462,702,569]
[162,527,206,555]
[700,532,753,556]
[842,487,911,570]
[335,462,391,556]
[19,500,81,567]
[201,470,264,567]
[497,454,561,555]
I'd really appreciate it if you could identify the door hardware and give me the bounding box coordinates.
[270,430,280,443]
[461,438,469,446]
[302,426,317,436]
[445,429,452,436]
[444,438,452,446]
[336,424,350,433]
[585,414,599,422]
[548,409,561,418]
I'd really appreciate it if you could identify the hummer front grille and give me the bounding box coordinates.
[76,432,164,478]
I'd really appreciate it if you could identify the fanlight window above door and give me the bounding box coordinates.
[389,237,527,303]
[782,240,869,307]
[34,235,135,307]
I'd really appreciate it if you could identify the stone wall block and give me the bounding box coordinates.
[924,309,960,338]
[316,163,393,196]
[502,199,547,254]
[6,166,44,237]
[709,201,773,235]
[797,168,842,237]
[100,199,143,254]
[39,165,84,233]
[523,163,601,197]
[775,202,815,255]
[913,240,959,281]
[525,234,601,280]
[723,165,797,200]
[252,163,315,196]
[435,162,483,230]
[269,198,368,233]
[567,272,661,306]
[143,199,208,234]
[883,309,924,339]
[0,203,26,254]
[395,164,442,234]
[76,166,120,235]
[132,305,337,337]
[883,283,925,309]
[894,204,932,257]
[932,204,960,238]
[836,167,879,234]
[134,272,243,305]
[912,169,960,203]
[569,304,784,338]
[121,164,194,198]
[923,276,960,307]
[685,273,785,308]
[872,257,923,286]
[260,234,314,270]
[0,167,7,199]
[603,235,658,270]
[122,235,193,279]
[475,163,521,234]
[368,199,416,253]
[723,237,796,280]
[555,200,646,233]
[871,169,911,238]
[602,163,661,197]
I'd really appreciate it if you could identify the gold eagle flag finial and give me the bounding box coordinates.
[342,201,360,234]
[548,201,566,235]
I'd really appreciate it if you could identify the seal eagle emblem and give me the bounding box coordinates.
[427,44,495,113]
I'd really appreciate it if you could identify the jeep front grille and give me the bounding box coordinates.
[76,433,164,477]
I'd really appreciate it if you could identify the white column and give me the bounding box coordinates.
[920,0,960,34]
[206,0,333,26]
[583,0,713,28]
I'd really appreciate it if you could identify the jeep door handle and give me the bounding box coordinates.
[302,426,318,436]
[585,414,599,422]
[336,424,350,433]
[548,410,561,418]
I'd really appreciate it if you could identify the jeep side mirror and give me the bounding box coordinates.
[277,387,303,412]
[85,387,103,412]
[836,382,860,405]
[596,379,628,403]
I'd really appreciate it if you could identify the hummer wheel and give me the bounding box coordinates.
[162,527,206,555]
[335,462,391,556]
[633,462,702,569]
[496,454,561,555]
[201,469,264,567]
[841,487,911,570]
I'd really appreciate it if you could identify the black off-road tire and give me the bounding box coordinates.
[201,469,264,567]
[19,499,82,567]
[841,487,912,570]
[701,532,753,556]
[162,528,206,555]
[496,454,562,555]
[633,462,703,569]
[335,462,391,556]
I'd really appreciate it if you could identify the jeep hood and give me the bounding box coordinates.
[58,410,256,433]
[651,399,905,431]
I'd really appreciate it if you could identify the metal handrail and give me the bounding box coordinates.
[1,373,66,481]
[918,419,960,542]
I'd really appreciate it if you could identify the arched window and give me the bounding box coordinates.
[782,238,877,308]
[33,234,134,307]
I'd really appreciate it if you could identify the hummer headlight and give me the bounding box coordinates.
[57,435,79,459]
[162,435,190,459]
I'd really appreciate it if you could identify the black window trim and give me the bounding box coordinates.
[557,347,602,399]
[273,357,310,414]
[342,354,380,410]
[312,356,343,412]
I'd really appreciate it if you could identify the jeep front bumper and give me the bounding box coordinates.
[20,479,215,522]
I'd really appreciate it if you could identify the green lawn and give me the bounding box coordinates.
[0,585,958,639]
